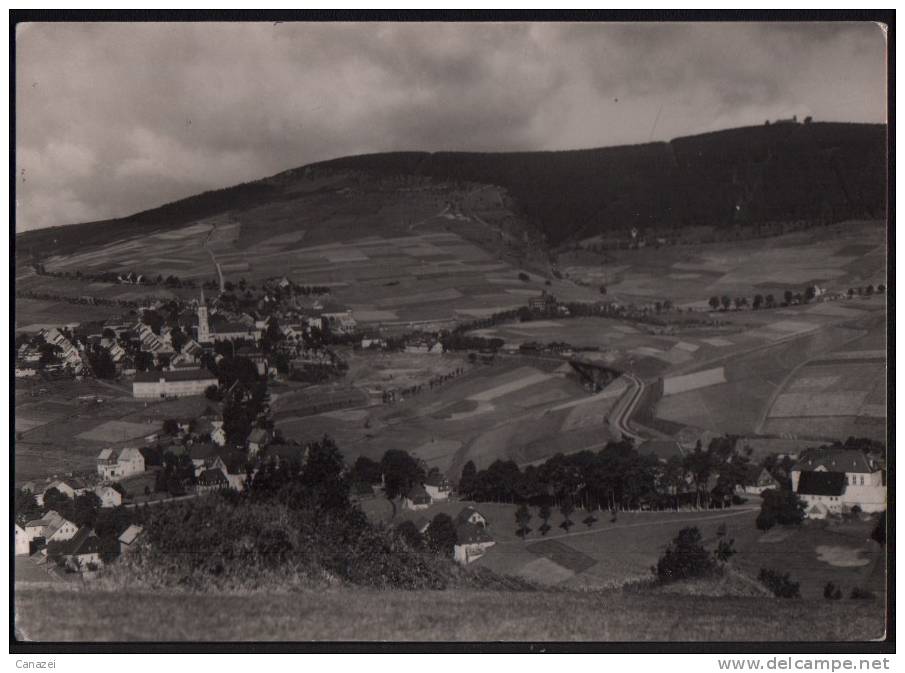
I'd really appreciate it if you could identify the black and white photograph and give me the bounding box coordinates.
[11,14,892,646]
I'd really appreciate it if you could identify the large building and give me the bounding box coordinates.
[132,367,218,399]
[791,449,885,518]
[195,290,262,344]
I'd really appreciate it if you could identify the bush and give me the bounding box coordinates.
[758,568,801,598]
[756,489,805,531]
[655,527,716,583]
[518,272,530,282]
[824,582,842,600]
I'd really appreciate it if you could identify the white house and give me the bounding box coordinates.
[791,449,885,515]
[96,447,146,482]
[94,485,123,508]
[424,475,451,502]
[453,522,495,564]
[132,368,218,399]
[210,421,227,447]
[15,524,30,555]
[44,515,79,544]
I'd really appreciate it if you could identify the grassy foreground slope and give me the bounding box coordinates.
[15,586,885,642]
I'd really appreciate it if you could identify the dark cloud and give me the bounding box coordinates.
[16,21,886,231]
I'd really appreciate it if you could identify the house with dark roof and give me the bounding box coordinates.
[51,526,104,571]
[791,449,885,516]
[738,466,782,496]
[132,368,218,399]
[456,506,489,528]
[453,522,495,564]
[424,473,451,502]
[197,467,229,491]
[402,484,432,511]
[247,428,271,457]
[796,471,846,519]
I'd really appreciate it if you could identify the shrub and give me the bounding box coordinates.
[758,568,801,598]
[824,582,843,600]
[756,489,805,531]
[850,587,875,600]
[518,272,530,282]
[871,511,886,545]
[655,527,716,583]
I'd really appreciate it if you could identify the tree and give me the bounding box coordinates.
[538,503,552,536]
[169,326,187,353]
[88,347,116,379]
[708,296,720,311]
[204,384,221,401]
[720,295,731,311]
[515,504,532,539]
[582,513,597,529]
[866,284,875,296]
[804,286,817,303]
[765,294,775,308]
[426,513,458,557]
[757,488,805,531]
[752,294,764,310]
[655,527,715,583]
[162,418,181,436]
[102,327,116,340]
[350,456,383,486]
[824,582,843,600]
[381,449,425,500]
[559,497,575,531]
[871,511,886,545]
[15,489,41,524]
[758,568,800,598]
[784,290,794,306]
[396,520,424,550]
[459,460,477,497]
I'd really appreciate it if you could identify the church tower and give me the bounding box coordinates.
[197,288,211,344]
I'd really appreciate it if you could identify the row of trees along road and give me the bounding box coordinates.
[456,437,752,512]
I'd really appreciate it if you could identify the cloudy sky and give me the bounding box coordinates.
[16,21,887,231]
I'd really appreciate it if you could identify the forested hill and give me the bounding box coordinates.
[311,122,887,245]
[17,122,886,254]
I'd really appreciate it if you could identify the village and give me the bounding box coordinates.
[14,268,887,588]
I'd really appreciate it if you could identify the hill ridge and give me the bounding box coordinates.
[17,121,887,255]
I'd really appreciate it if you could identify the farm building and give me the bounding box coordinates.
[197,468,229,491]
[118,524,144,555]
[132,368,218,399]
[738,467,782,495]
[424,474,451,502]
[528,291,558,312]
[791,449,885,516]
[52,527,104,572]
[246,428,271,456]
[96,447,146,481]
[94,485,123,508]
[402,484,432,511]
[322,310,357,333]
[456,506,489,528]
[797,471,846,519]
[453,522,495,564]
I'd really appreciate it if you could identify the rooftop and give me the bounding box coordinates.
[797,470,846,497]
[134,368,217,383]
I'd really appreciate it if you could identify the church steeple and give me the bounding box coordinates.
[197,289,211,344]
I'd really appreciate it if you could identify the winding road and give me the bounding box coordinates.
[608,373,646,443]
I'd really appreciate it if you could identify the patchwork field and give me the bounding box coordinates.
[565,220,886,306]
[275,356,623,476]
[13,378,206,483]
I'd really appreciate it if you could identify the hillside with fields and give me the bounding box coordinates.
[16,122,886,258]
